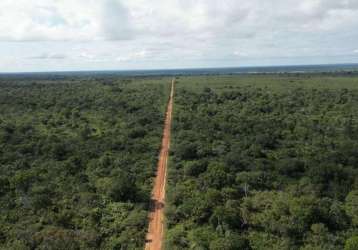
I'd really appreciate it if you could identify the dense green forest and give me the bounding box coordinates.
[0,76,170,249]
[166,75,358,250]
[1,74,358,250]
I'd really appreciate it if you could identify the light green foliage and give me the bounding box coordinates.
[345,190,358,226]
[345,236,358,250]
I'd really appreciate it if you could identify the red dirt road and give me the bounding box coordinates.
[145,79,175,250]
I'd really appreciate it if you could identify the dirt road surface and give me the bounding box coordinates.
[145,79,175,250]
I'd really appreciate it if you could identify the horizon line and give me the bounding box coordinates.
[1,62,358,75]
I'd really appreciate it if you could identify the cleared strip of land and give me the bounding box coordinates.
[145,79,175,250]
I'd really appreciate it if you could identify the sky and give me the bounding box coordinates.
[1,0,358,72]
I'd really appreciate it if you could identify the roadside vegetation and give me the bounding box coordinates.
[166,74,358,250]
[0,76,170,249]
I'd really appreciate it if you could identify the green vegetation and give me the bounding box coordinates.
[166,74,358,250]
[1,73,358,250]
[0,76,171,249]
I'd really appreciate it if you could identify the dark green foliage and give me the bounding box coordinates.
[0,76,170,249]
[166,75,358,249]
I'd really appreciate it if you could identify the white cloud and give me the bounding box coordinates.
[1,0,358,43]
[29,53,67,60]
[233,51,249,58]
[0,0,358,71]
[116,49,152,62]
[0,0,132,41]
[98,0,132,40]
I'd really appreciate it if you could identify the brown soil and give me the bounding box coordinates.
[145,79,175,250]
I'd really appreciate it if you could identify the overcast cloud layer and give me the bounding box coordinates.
[1,0,358,72]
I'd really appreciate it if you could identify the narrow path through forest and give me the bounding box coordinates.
[145,79,175,250]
